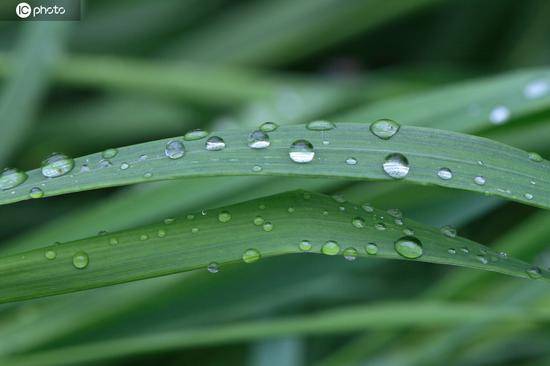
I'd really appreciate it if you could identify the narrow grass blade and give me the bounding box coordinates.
[1,123,548,209]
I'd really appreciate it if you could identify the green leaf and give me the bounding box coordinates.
[1,123,548,208]
[0,190,546,303]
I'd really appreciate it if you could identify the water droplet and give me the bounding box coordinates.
[289,140,315,163]
[45,249,56,260]
[218,211,232,223]
[528,152,543,162]
[332,194,346,203]
[191,227,199,233]
[489,106,510,125]
[143,172,153,179]
[207,262,220,273]
[98,159,112,168]
[394,236,423,259]
[374,223,386,231]
[306,120,335,131]
[259,204,266,210]
[29,187,44,199]
[157,229,166,238]
[120,162,129,170]
[139,154,148,161]
[259,122,279,132]
[477,255,488,264]
[102,148,118,159]
[98,230,108,236]
[322,241,340,255]
[299,240,312,252]
[164,218,175,225]
[526,266,542,279]
[165,140,186,159]
[184,129,208,141]
[140,234,149,241]
[248,130,270,149]
[441,225,457,238]
[253,216,264,226]
[0,168,27,190]
[352,217,365,228]
[41,153,74,178]
[437,168,453,180]
[394,218,403,226]
[252,165,262,172]
[362,203,374,213]
[343,247,358,261]
[448,248,456,255]
[461,247,469,254]
[524,80,549,99]
[345,157,357,166]
[403,228,415,236]
[205,136,225,151]
[262,222,273,232]
[287,207,295,213]
[474,176,486,186]
[109,237,119,245]
[370,119,400,140]
[80,164,90,173]
[499,251,508,258]
[72,251,89,269]
[383,153,410,179]
[387,208,402,218]
[242,248,261,263]
[365,243,378,255]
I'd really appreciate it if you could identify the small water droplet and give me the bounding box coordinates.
[201,209,207,216]
[157,229,166,238]
[365,243,378,255]
[345,157,357,166]
[526,266,542,279]
[0,168,27,190]
[205,136,226,151]
[248,130,270,149]
[352,217,365,228]
[441,225,457,238]
[187,214,195,220]
[139,154,148,161]
[140,234,149,241]
[109,237,119,245]
[524,80,549,99]
[207,262,220,273]
[80,164,90,173]
[306,120,336,131]
[191,227,199,233]
[489,106,510,125]
[524,193,534,200]
[120,162,129,170]
[394,236,423,259]
[403,228,415,236]
[374,223,386,231]
[343,247,358,261]
[289,140,315,163]
[394,218,403,226]
[448,248,456,255]
[184,129,208,141]
[528,152,543,162]
[477,255,488,264]
[165,140,186,159]
[102,148,118,159]
[499,251,508,258]
[253,216,264,226]
[322,240,340,255]
[332,194,346,203]
[242,248,261,263]
[29,187,44,199]
[218,211,232,223]
[461,247,469,254]
[45,249,56,260]
[299,240,312,252]
[383,153,410,179]
[474,176,486,186]
[41,153,74,178]
[164,218,175,225]
[259,204,266,210]
[252,165,262,172]
[98,159,112,168]
[437,168,453,180]
[387,208,402,218]
[143,172,153,179]
[262,222,273,232]
[72,251,89,269]
[259,121,279,132]
[362,203,374,213]
[287,207,295,213]
[370,119,400,140]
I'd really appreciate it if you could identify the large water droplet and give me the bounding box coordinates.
[207,262,220,273]
[289,140,315,163]
[0,168,27,190]
[474,176,486,186]
[322,240,340,255]
[259,121,279,132]
[306,120,335,131]
[299,240,312,252]
[242,248,261,263]
[528,152,543,162]
[343,247,358,261]
[370,119,400,140]
[72,251,89,269]
[365,243,378,255]
[184,129,208,141]
[383,153,409,179]
[248,130,270,149]
[205,136,226,151]
[29,187,44,199]
[394,236,423,259]
[489,106,510,125]
[165,140,185,159]
[41,153,74,178]
[218,211,232,223]
[437,168,453,180]
[524,80,549,99]
[102,148,118,159]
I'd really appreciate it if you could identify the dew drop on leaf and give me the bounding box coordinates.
[29,187,44,199]
[394,236,423,259]
[345,157,357,166]
[184,129,208,141]
[218,211,232,223]
[474,176,486,186]
[526,266,542,279]
[289,139,315,163]
[72,251,89,269]
[383,153,409,179]
[165,140,186,159]
[528,152,543,162]
[248,130,270,149]
[352,217,365,228]
[45,249,56,260]
[259,121,279,132]
[365,243,378,255]
[242,249,261,263]
[101,148,118,159]
[0,168,27,190]
[343,247,358,261]
[523,80,549,99]
[207,262,220,273]
[370,119,400,140]
[41,153,74,178]
[437,167,453,180]
[440,225,457,238]
[306,120,335,131]
[322,240,340,255]
[299,240,312,252]
[262,222,273,232]
[205,136,226,151]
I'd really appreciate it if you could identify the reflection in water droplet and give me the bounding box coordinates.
[289,140,315,163]
[394,236,423,259]
[120,162,129,170]
[524,193,533,200]
[306,120,336,131]
[165,140,186,159]
[248,130,270,149]
[370,119,400,140]
[345,157,357,166]
[0,168,27,190]
[383,153,410,179]
[474,176,486,186]
[41,153,74,178]
[72,251,89,269]
[242,249,261,263]
[207,262,220,273]
[322,241,340,255]
[437,168,453,180]
[489,106,510,125]
[205,136,226,151]
[365,243,378,255]
[299,240,312,252]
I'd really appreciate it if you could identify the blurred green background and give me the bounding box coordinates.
[0,0,549,365]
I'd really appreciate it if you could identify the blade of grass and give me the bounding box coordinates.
[1,123,548,209]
